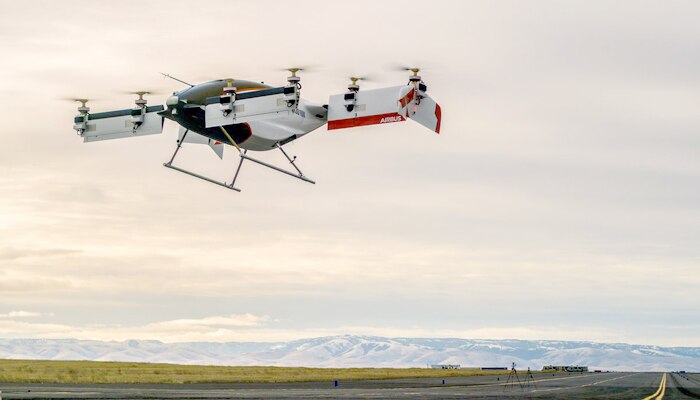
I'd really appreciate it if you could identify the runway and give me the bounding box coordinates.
[1,372,699,399]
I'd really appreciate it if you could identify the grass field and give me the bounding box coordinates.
[0,359,538,384]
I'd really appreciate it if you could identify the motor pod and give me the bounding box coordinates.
[283,84,298,108]
[73,100,90,134]
[166,94,180,114]
[283,68,302,107]
[73,114,87,134]
[406,69,426,103]
[343,77,366,111]
[344,91,356,113]
[220,80,237,116]
[130,92,151,131]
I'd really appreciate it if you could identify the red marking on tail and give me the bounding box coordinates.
[399,88,415,108]
[434,103,442,134]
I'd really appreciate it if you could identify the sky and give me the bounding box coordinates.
[0,0,698,347]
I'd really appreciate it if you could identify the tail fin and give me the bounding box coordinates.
[401,85,441,134]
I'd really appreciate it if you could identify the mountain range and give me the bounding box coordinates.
[1,336,698,371]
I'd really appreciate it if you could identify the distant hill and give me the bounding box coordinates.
[1,336,698,371]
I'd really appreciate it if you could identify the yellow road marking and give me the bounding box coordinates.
[658,372,667,400]
[642,373,667,400]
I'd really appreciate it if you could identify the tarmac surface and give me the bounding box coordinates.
[1,371,699,399]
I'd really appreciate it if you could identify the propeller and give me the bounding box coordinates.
[59,98,96,113]
[222,79,237,95]
[389,64,425,84]
[59,97,96,105]
[121,90,164,99]
[279,66,315,75]
[406,67,421,77]
[120,90,164,106]
[395,66,421,77]
[282,66,313,86]
[346,75,374,92]
[76,98,90,108]
[389,63,423,74]
[348,76,373,84]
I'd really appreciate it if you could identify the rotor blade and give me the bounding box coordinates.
[348,75,375,82]
[387,63,413,72]
[120,90,166,96]
[278,65,316,73]
[57,97,99,103]
[387,63,426,73]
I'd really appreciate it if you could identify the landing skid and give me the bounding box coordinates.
[163,128,314,192]
[241,143,315,184]
[163,163,242,192]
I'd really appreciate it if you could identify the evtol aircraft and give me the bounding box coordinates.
[70,67,441,192]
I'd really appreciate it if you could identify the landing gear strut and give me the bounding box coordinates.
[163,128,315,192]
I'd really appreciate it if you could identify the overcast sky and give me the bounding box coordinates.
[0,0,698,347]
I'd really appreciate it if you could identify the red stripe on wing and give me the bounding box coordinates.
[328,112,406,131]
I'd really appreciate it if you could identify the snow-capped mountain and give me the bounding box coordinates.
[0,336,698,371]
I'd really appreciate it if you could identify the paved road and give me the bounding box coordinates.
[1,372,699,399]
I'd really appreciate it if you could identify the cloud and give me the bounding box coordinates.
[1,314,697,346]
[0,313,271,343]
[0,247,80,261]
[0,319,75,336]
[155,314,269,328]
[0,311,44,318]
[0,0,698,349]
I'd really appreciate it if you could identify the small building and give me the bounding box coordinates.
[542,365,589,372]
[429,364,461,369]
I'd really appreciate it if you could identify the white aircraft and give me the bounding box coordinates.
[71,67,442,192]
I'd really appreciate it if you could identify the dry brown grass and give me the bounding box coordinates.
[0,359,531,384]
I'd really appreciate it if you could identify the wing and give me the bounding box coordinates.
[204,86,299,128]
[327,85,441,134]
[75,105,165,142]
